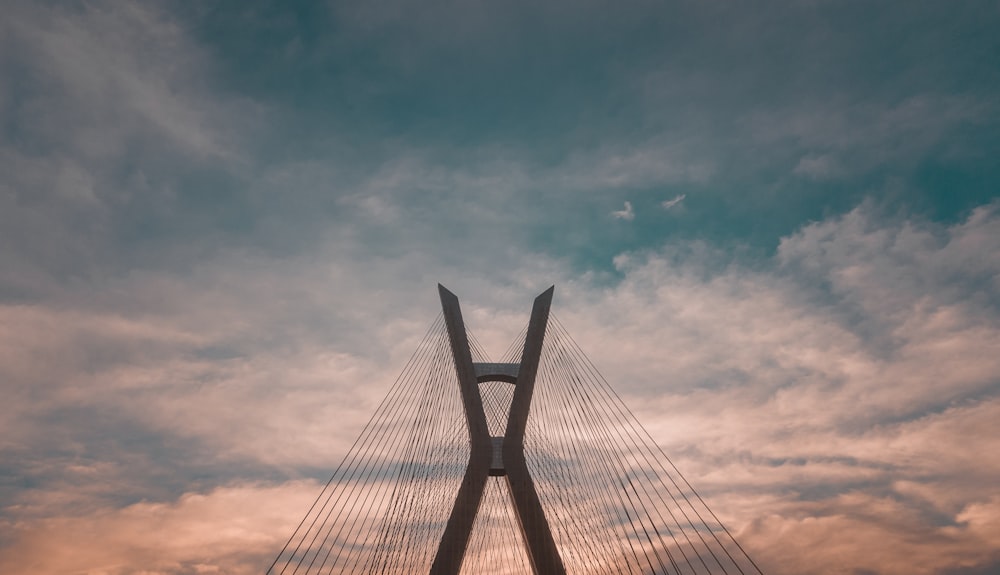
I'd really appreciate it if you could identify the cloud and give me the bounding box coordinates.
[0,1,998,573]
[660,193,686,210]
[793,154,841,179]
[2,200,998,574]
[0,0,262,300]
[5,0,249,162]
[611,200,635,220]
[745,95,996,180]
[0,482,320,575]
[549,203,1000,574]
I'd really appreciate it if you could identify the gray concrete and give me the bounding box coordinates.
[430,285,566,575]
[473,362,521,384]
[430,285,493,575]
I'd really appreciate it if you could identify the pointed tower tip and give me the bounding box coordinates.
[438,283,458,302]
[533,285,555,305]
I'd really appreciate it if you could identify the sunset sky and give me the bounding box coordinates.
[2,1,999,574]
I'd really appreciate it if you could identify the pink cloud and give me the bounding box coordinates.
[0,482,319,575]
[1,202,998,574]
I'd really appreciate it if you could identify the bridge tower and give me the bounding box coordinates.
[432,285,564,574]
[266,285,764,575]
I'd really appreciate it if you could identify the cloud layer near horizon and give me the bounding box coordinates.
[2,1,999,574]
[3,202,999,575]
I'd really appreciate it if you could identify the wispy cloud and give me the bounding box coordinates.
[611,200,635,220]
[792,154,840,179]
[0,482,319,574]
[1,0,998,573]
[556,203,1000,574]
[3,200,999,574]
[660,193,686,210]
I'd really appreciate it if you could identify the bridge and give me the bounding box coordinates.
[267,285,763,574]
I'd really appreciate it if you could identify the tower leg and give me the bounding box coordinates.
[430,286,492,575]
[503,287,566,575]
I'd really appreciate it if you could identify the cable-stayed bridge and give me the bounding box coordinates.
[268,285,763,575]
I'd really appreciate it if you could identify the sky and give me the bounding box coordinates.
[1,0,999,573]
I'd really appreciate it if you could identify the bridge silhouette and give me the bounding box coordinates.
[267,285,763,574]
